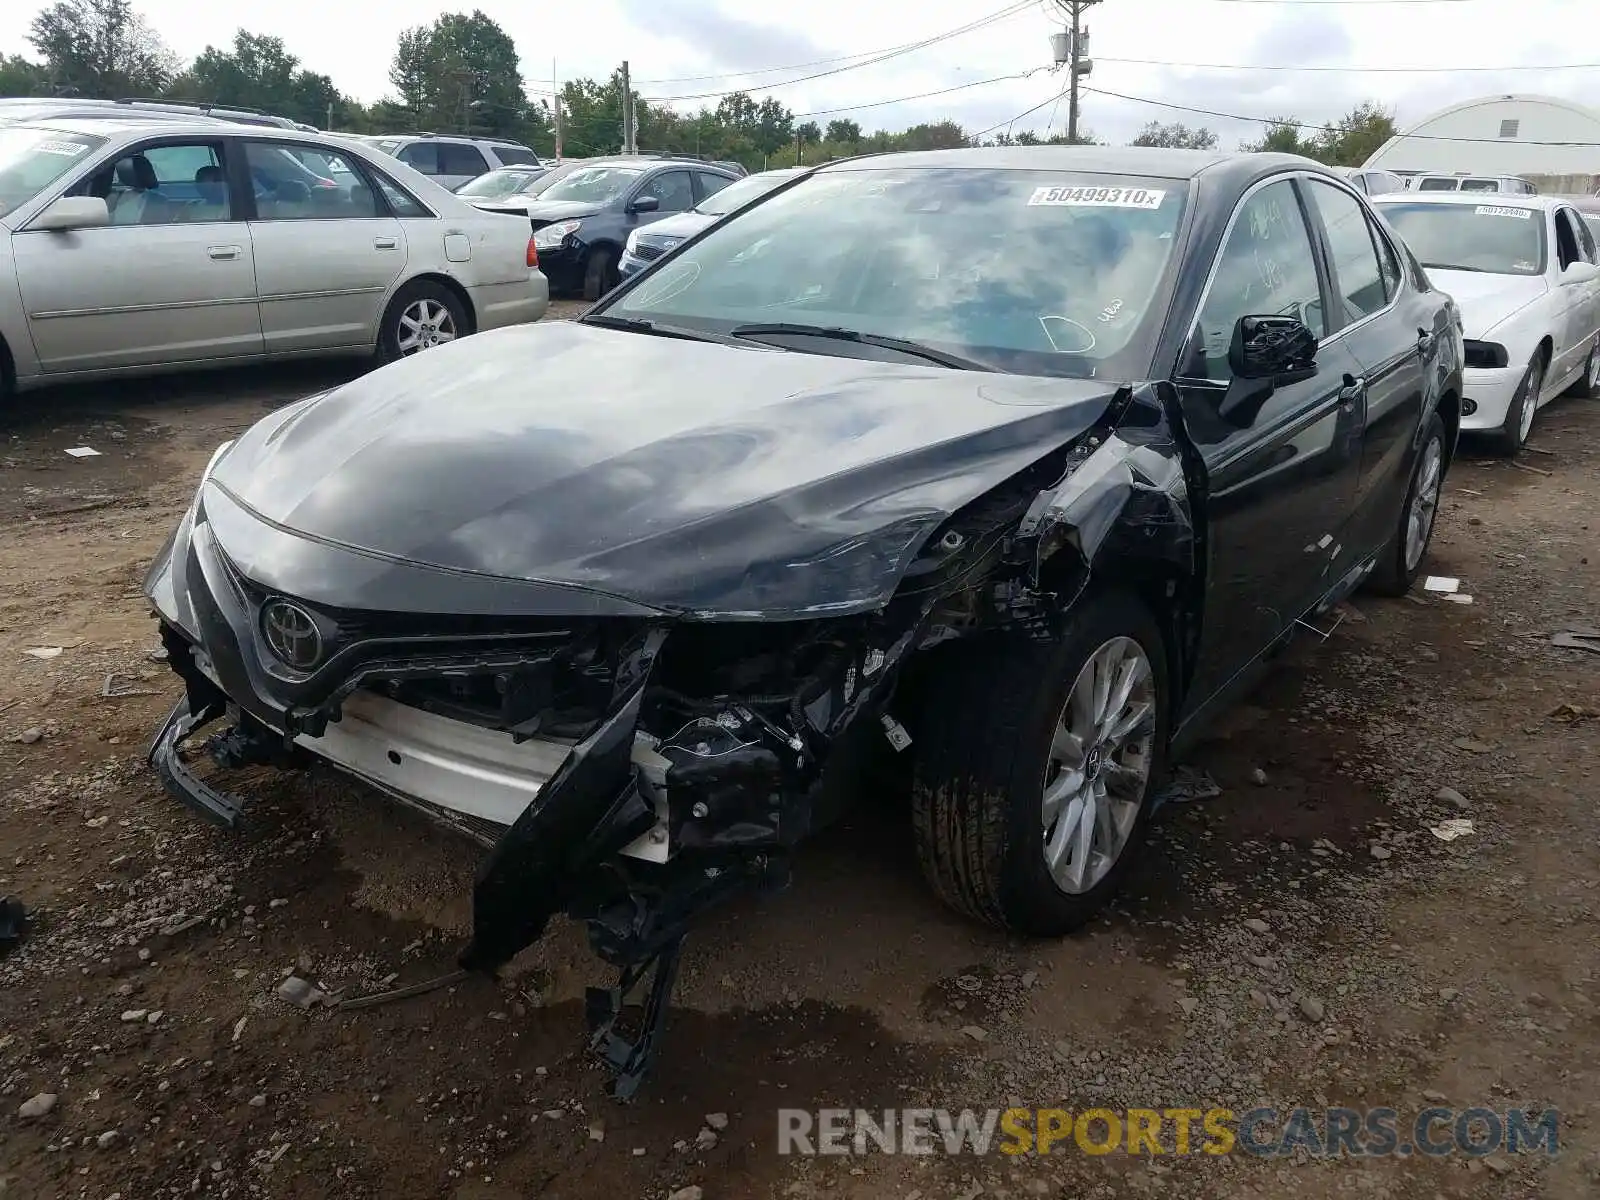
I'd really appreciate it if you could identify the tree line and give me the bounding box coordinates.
[0,0,1398,170]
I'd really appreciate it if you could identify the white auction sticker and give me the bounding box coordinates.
[36,140,89,156]
[1029,185,1166,210]
[1474,205,1531,219]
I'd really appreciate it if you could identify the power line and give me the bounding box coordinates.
[971,85,1070,140]
[633,1,1036,85]
[1098,55,1600,73]
[1081,83,1600,145]
[638,0,1036,102]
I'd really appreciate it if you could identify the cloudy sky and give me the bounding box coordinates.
[1,0,1593,146]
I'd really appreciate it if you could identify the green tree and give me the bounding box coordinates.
[0,54,46,97]
[386,10,527,137]
[1241,117,1315,157]
[824,118,861,146]
[1312,101,1397,167]
[757,97,794,156]
[1130,120,1218,150]
[898,120,967,150]
[28,0,179,98]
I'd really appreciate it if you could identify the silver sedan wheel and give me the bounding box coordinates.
[1404,434,1443,573]
[1040,636,1155,895]
[1516,357,1545,445]
[396,298,458,356]
[1587,342,1600,391]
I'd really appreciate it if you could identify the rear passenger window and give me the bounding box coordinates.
[1417,178,1457,191]
[439,143,488,176]
[695,171,733,202]
[369,170,432,218]
[493,145,540,166]
[244,143,382,221]
[397,143,439,175]
[1370,217,1403,300]
[1306,180,1387,325]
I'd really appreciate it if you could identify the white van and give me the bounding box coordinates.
[1406,173,1537,195]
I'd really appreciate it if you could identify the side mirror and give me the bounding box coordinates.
[1227,314,1318,382]
[1563,260,1599,285]
[31,195,110,232]
[628,194,660,214]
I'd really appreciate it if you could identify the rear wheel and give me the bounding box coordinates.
[582,246,618,302]
[1487,350,1545,456]
[1567,337,1600,400]
[910,590,1169,936]
[1367,411,1446,596]
[378,280,468,364]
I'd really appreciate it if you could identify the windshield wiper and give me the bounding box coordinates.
[580,312,758,348]
[728,322,993,372]
[1419,262,1486,273]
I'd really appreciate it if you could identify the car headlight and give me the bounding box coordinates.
[533,220,581,250]
[625,229,640,253]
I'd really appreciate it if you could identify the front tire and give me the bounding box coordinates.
[1367,411,1446,596]
[582,246,617,302]
[378,280,468,364]
[911,590,1169,936]
[1487,350,1545,456]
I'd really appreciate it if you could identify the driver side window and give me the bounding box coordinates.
[1186,179,1325,382]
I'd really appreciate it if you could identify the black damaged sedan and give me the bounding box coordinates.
[144,147,1463,1094]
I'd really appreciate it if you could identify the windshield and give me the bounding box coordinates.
[0,127,106,218]
[1376,201,1546,275]
[601,167,1188,378]
[537,165,643,204]
[696,170,797,215]
[457,167,544,198]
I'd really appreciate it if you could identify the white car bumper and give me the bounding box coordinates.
[1461,364,1526,432]
[470,274,550,332]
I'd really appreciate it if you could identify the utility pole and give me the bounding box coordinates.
[620,60,636,153]
[1052,0,1100,144]
[552,57,563,160]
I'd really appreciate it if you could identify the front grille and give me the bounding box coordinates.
[634,242,666,263]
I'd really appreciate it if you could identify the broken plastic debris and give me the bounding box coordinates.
[1444,594,1474,606]
[1430,819,1475,842]
[1551,628,1600,655]
[1155,764,1222,806]
[64,446,102,458]
[102,673,158,699]
[1423,576,1460,594]
[23,647,63,660]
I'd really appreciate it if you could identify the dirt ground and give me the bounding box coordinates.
[2,312,1599,1199]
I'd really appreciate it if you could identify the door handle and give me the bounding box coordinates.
[206,245,241,260]
[1338,374,1367,406]
[1416,327,1435,356]
[373,237,398,250]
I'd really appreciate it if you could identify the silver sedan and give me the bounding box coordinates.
[0,118,549,397]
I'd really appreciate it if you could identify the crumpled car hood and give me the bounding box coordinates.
[210,321,1122,616]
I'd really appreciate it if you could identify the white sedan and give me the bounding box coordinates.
[1374,193,1600,453]
[0,117,548,399]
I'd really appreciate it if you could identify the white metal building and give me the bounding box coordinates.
[1363,94,1600,191]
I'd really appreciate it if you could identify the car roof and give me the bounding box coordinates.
[810,145,1326,183]
[1372,192,1561,210]
[6,116,397,150]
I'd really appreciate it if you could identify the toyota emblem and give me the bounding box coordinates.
[261,599,322,670]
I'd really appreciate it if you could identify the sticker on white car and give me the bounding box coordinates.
[36,141,90,156]
[1029,186,1166,209]
[1474,205,1531,219]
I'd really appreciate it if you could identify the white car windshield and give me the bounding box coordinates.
[537,166,643,204]
[604,167,1189,378]
[457,168,543,198]
[0,127,106,217]
[695,171,797,216]
[1376,201,1547,275]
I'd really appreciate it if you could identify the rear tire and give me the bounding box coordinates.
[1567,337,1600,400]
[910,590,1169,936]
[1367,411,1447,596]
[378,280,468,364]
[582,247,617,302]
[1486,350,1545,456]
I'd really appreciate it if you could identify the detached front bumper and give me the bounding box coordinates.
[1461,364,1526,431]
